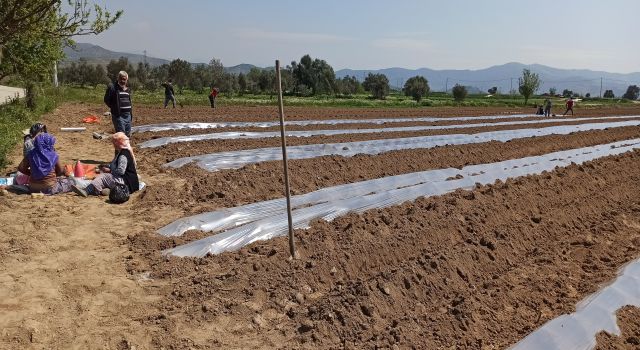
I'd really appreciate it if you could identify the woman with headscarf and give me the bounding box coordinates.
[72,132,139,197]
[17,133,73,194]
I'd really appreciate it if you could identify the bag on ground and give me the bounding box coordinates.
[109,183,130,204]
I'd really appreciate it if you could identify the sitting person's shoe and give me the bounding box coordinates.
[71,185,88,197]
[100,188,110,196]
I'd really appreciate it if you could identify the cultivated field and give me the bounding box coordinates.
[2,103,640,349]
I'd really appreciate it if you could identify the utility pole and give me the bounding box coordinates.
[600,77,603,98]
[445,78,449,93]
[143,50,147,65]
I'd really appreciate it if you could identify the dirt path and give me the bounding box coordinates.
[0,104,162,349]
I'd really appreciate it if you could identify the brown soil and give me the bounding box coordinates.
[595,306,640,349]
[2,103,640,349]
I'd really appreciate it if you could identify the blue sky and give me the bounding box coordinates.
[82,0,638,73]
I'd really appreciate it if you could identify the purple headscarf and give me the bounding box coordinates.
[27,133,59,180]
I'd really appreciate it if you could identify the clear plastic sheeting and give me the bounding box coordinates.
[162,138,640,257]
[164,120,640,171]
[132,114,536,133]
[510,259,640,350]
[140,116,640,148]
[158,168,460,237]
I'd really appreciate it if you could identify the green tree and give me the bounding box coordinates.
[452,84,467,101]
[549,87,557,96]
[518,68,541,105]
[0,1,121,82]
[258,70,275,94]
[336,75,361,96]
[403,75,430,102]
[167,59,192,92]
[246,67,263,94]
[208,58,225,87]
[106,57,133,82]
[487,86,498,95]
[562,89,573,98]
[291,54,336,95]
[238,73,247,95]
[603,89,615,98]
[91,64,108,86]
[135,61,150,87]
[218,72,238,94]
[363,73,389,100]
[623,85,640,100]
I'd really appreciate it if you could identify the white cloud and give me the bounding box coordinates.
[234,28,353,44]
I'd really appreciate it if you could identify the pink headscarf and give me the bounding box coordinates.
[112,132,136,166]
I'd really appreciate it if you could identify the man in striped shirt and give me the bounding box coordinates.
[104,71,133,137]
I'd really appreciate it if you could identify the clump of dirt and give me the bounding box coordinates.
[128,151,640,349]
[596,306,640,349]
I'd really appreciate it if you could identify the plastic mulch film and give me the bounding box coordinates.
[162,138,640,257]
[510,259,640,350]
[140,115,640,148]
[164,120,640,171]
[132,114,537,133]
[157,168,460,237]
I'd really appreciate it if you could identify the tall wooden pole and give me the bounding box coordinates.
[275,60,296,258]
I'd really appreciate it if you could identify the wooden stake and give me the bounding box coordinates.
[275,60,296,258]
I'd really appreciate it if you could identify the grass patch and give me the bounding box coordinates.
[58,85,635,109]
[0,87,59,169]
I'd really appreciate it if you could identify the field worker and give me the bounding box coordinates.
[17,133,74,195]
[563,97,574,116]
[162,79,176,108]
[543,98,552,117]
[104,71,133,137]
[71,132,139,199]
[23,122,48,157]
[208,87,219,108]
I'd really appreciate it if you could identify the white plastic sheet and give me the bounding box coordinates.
[164,120,640,171]
[140,115,640,148]
[132,114,536,133]
[162,138,640,257]
[510,259,640,350]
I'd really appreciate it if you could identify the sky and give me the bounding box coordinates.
[80,0,639,73]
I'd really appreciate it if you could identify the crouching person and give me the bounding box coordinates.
[72,132,139,202]
[18,133,74,195]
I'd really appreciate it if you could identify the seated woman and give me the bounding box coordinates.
[23,123,48,157]
[72,132,139,197]
[17,133,74,195]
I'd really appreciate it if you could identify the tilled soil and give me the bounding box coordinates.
[3,103,640,349]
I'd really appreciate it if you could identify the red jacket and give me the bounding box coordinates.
[210,88,219,97]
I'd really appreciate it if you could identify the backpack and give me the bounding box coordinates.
[109,182,130,204]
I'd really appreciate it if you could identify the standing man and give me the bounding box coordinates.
[543,98,552,117]
[104,71,133,137]
[208,86,219,108]
[563,97,574,116]
[162,79,176,108]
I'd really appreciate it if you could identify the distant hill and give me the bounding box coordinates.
[336,63,640,97]
[62,43,258,75]
[63,43,639,96]
[62,43,170,67]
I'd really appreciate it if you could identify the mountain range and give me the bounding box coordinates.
[64,43,639,96]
